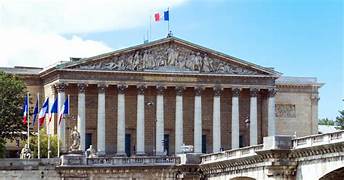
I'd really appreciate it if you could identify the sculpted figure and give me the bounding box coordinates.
[167,47,178,66]
[86,145,97,158]
[20,144,31,159]
[69,126,80,152]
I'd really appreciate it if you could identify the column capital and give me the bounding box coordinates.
[98,84,107,93]
[78,83,87,93]
[250,88,259,97]
[137,85,146,95]
[56,83,67,93]
[311,93,320,103]
[156,85,166,95]
[232,88,240,97]
[175,86,185,96]
[117,84,128,94]
[268,88,277,97]
[213,86,223,97]
[194,86,204,96]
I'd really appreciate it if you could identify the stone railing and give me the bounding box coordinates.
[200,145,263,164]
[86,156,180,166]
[292,130,344,149]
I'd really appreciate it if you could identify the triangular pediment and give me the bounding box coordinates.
[63,37,280,76]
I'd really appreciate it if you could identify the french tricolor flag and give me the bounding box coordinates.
[38,98,49,126]
[22,96,28,125]
[58,97,69,125]
[154,9,169,22]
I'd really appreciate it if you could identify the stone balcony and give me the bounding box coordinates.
[292,130,344,149]
[60,155,181,167]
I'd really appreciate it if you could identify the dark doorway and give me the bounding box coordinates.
[202,135,207,153]
[85,133,92,150]
[125,134,131,157]
[239,135,244,148]
[164,134,169,155]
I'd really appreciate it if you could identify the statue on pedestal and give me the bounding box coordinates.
[69,126,80,153]
[20,144,32,159]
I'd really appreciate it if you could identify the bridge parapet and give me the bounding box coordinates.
[292,130,344,149]
[200,144,263,164]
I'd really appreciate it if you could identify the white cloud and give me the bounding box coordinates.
[0,0,187,67]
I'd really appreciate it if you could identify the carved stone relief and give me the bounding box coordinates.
[74,43,261,75]
[275,104,296,118]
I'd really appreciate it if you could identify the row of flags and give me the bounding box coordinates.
[22,96,69,127]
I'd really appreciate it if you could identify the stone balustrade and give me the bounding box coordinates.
[292,130,344,149]
[200,144,263,164]
[86,156,180,166]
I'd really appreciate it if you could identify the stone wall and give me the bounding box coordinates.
[275,85,319,137]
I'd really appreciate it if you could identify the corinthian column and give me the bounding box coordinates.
[250,88,258,145]
[231,88,240,149]
[136,85,145,155]
[156,85,165,155]
[117,84,127,156]
[213,87,222,153]
[77,83,86,151]
[97,84,106,155]
[194,87,202,153]
[56,83,66,152]
[268,89,277,136]
[175,86,184,154]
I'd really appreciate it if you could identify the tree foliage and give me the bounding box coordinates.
[21,128,60,158]
[318,118,335,126]
[335,110,344,130]
[0,71,26,140]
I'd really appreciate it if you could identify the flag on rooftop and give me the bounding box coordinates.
[154,9,169,22]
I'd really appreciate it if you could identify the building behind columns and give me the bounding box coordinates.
[0,36,323,156]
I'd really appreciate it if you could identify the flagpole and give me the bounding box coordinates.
[37,93,40,159]
[167,7,170,35]
[27,92,30,150]
[48,125,50,159]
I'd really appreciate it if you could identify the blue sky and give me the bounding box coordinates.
[80,0,343,120]
[0,0,343,120]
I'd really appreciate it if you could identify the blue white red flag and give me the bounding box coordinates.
[49,98,58,123]
[31,98,39,127]
[38,98,49,127]
[154,9,169,22]
[22,96,28,125]
[58,98,69,125]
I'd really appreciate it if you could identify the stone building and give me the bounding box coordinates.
[0,36,322,156]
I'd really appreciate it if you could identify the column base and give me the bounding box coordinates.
[97,151,106,157]
[135,151,146,156]
[116,152,127,157]
[155,151,166,156]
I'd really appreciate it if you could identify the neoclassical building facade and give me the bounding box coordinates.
[1,36,322,156]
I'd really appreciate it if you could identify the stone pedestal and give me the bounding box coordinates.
[60,152,86,166]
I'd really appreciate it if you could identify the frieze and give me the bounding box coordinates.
[275,104,296,118]
[74,43,261,75]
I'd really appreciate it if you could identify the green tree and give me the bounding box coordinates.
[22,128,60,158]
[0,71,26,157]
[335,110,344,130]
[318,118,335,126]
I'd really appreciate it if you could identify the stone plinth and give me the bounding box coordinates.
[60,153,86,166]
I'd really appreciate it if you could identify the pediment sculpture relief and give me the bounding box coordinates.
[75,43,261,75]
